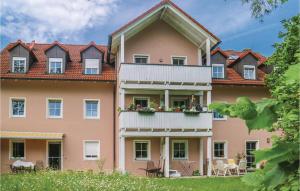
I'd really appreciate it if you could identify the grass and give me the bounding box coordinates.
[0,171,254,191]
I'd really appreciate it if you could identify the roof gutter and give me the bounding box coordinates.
[107,35,112,65]
[211,40,222,51]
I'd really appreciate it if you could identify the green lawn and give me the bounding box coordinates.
[1,171,253,191]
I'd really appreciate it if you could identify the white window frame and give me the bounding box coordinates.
[213,111,227,121]
[12,57,26,73]
[212,64,225,78]
[171,56,187,65]
[172,140,188,160]
[46,98,63,119]
[49,58,63,74]
[133,140,151,161]
[133,97,150,107]
[83,99,100,119]
[84,59,100,75]
[83,140,100,160]
[213,140,228,159]
[9,97,26,118]
[245,140,260,168]
[243,65,256,80]
[9,140,26,160]
[133,54,150,64]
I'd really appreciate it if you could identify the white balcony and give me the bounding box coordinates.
[119,111,212,130]
[119,63,212,84]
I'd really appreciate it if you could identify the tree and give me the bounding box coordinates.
[210,15,300,191]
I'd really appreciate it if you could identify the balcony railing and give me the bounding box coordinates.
[119,111,212,130]
[119,63,212,84]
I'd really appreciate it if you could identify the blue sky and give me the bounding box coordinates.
[1,0,299,56]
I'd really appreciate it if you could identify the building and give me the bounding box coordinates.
[0,0,273,176]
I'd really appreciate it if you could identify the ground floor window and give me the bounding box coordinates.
[246,141,258,168]
[172,140,188,160]
[10,140,25,159]
[213,141,227,159]
[84,141,100,160]
[134,140,150,160]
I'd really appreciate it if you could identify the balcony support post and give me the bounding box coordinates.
[199,138,204,175]
[164,90,169,110]
[120,88,125,110]
[207,136,212,176]
[206,90,211,109]
[119,135,125,174]
[164,136,170,177]
[206,39,211,66]
[198,48,202,66]
[120,33,125,63]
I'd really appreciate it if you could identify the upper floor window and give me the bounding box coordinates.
[12,57,26,73]
[134,55,149,64]
[84,140,100,160]
[212,64,224,79]
[134,140,150,160]
[172,56,186,66]
[10,140,25,159]
[172,140,188,160]
[244,65,255,80]
[85,59,99,75]
[133,97,149,108]
[10,98,26,117]
[49,58,63,74]
[47,98,63,118]
[84,99,100,119]
[213,111,227,120]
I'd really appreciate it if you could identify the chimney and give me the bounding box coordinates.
[243,48,251,52]
[29,40,35,50]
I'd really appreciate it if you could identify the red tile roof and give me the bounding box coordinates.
[212,48,267,86]
[0,42,116,81]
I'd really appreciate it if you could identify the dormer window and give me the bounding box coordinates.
[85,59,99,74]
[49,58,63,74]
[212,64,224,79]
[244,65,255,80]
[12,57,26,73]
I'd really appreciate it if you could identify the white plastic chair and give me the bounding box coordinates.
[237,159,247,176]
[216,160,229,176]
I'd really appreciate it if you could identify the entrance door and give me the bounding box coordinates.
[48,142,61,170]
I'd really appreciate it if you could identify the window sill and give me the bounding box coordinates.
[172,158,188,160]
[83,157,100,161]
[84,117,100,120]
[10,157,25,160]
[213,118,227,121]
[47,116,63,119]
[213,157,227,160]
[11,115,26,118]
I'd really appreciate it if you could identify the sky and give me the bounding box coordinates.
[0,0,299,56]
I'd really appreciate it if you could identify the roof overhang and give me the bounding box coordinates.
[110,1,220,53]
[0,131,64,140]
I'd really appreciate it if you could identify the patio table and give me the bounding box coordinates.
[11,160,35,173]
[224,163,238,175]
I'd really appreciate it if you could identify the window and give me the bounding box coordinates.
[213,111,227,120]
[83,141,100,160]
[172,140,188,160]
[12,57,26,73]
[133,97,149,108]
[172,98,188,108]
[134,140,150,160]
[10,140,25,159]
[246,141,258,168]
[214,142,227,159]
[85,59,99,74]
[84,100,100,119]
[244,65,255,80]
[11,98,26,117]
[47,99,63,118]
[212,64,224,78]
[134,55,149,64]
[49,58,63,74]
[172,56,186,66]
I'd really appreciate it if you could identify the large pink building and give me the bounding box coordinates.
[0,0,273,176]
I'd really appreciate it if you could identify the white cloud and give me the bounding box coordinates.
[1,0,119,42]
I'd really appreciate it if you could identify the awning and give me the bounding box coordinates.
[0,131,64,140]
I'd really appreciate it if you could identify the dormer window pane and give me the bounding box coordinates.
[244,65,255,80]
[12,57,26,73]
[212,64,224,78]
[49,58,63,74]
[85,59,99,74]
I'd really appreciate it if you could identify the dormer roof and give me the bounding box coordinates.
[44,41,69,53]
[7,40,31,52]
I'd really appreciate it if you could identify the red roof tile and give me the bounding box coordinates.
[0,42,115,81]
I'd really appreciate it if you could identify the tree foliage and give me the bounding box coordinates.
[210,15,300,191]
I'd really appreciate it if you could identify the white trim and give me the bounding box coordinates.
[213,140,228,159]
[46,140,63,170]
[83,140,100,160]
[133,140,151,161]
[12,57,26,73]
[171,56,187,65]
[243,65,256,80]
[83,99,100,119]
[49,58,63,74]
[172,140,188,160]
[9,97,26,118]
[84,59,100,75]
[122,131,213,137]
[212,64,225,79]
[46,98,63,119]
[9,139,26,160]
[132,96,150,107]
[245,140,260,168]
[133,54,150,63]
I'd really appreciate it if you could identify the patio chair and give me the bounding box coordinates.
[237,159,247,176]
[215,160,230,176]
[139,161,160,177]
